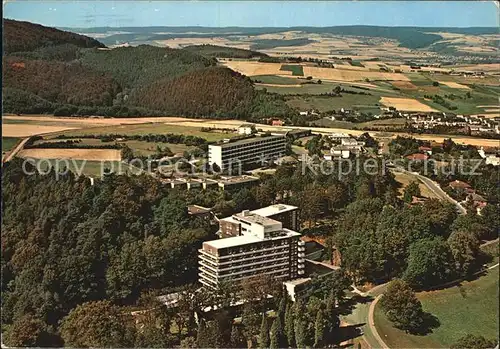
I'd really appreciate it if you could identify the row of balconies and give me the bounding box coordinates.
[200,255,290,273]
[200,249,290,266]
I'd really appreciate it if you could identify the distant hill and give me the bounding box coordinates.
[182,44,268,59]
[4,19,105,54]
[64,25,498,49]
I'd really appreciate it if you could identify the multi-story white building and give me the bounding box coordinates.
[208,135,286,171]
[198,211,305,289]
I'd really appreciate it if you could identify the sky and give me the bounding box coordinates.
[3,1,499,28]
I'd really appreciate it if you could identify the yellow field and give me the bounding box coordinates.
[453,63,500,72]
[221,61,293,76]
[380,97,438,112]
[17,148,121,161]
[2,124,78,137]
[392,81,417,89]
[302,66,410,82]
[438,81,471,89]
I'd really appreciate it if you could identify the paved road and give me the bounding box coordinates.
[2,137,30,164]
[392,167,467,215]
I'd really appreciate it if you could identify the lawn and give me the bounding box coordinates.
[50,123,238,142]
[29,159,135,177]
[374,269,499,348]
[280,64,304,76]
[2,137,20,152]
[286,94,383,113]
[37,138,194,156]
[392,171,439,199]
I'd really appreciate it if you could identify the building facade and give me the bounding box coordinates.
[208,135,287,171]
[199,211,305,289]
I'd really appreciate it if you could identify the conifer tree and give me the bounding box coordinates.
[284,304,295,347]
[314,309,325,347]
[258,314,270,348]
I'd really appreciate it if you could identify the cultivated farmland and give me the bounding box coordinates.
[380,96,438,112]
[18,148,121,161]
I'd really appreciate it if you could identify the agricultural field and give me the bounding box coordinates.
[35,138,195,157]
[280,64,304,76]
[54,123,239,142]
[18,148,121,161]
[2,137,20,152]
[25,159,135,177]
[380,97,438,112]
[374,269,499,348]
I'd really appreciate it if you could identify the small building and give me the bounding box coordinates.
[272,119,284,126]
[238,124,256,135]
[283,277,312,302]
[406,153,429,161]
[188,205,213,221]
[448,180,471,190]
[419,146,433,155]
[217,175,260,191]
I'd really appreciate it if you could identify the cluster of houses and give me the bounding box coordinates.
[324,132,366,160]
[408,113,499,134]
[447,179,488,215]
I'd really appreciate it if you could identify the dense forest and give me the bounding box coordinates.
[3,19,105,54]
[3,57,120,107]
[183,44,268,59]
[2,19,294,121]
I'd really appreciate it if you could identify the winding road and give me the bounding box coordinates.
[391,166,467,215]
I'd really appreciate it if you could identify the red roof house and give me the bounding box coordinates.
[406,153,429,161]
[448,180,471,190]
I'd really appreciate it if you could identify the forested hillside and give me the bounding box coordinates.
[3,19,105,54]
[3,20,294,120]
[1,160,213,345]
[183,44,268,58]
[129,66,292,119]
[3,57,120,106]
[79,45,216,87]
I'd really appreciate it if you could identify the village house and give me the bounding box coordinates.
[406,153,429,161]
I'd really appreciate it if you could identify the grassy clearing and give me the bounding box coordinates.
[28,159,134,177]
[251,75,301,85]
[280,64,304,76]
[51,123,238,142]
[286,94,382,113]
[313,117,407,130]
[2,137,20,152]
[374,269,499,348]
[393,171,439,199]
[37,138,194,156]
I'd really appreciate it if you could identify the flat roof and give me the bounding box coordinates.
[211,135,286,149]
[283,278,312,286]
[234,212,280,227]
[204,228,301,249]
[251,204,298,217]
[218,175,259,185]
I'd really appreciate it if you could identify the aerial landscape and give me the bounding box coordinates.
[1,1,499,348]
